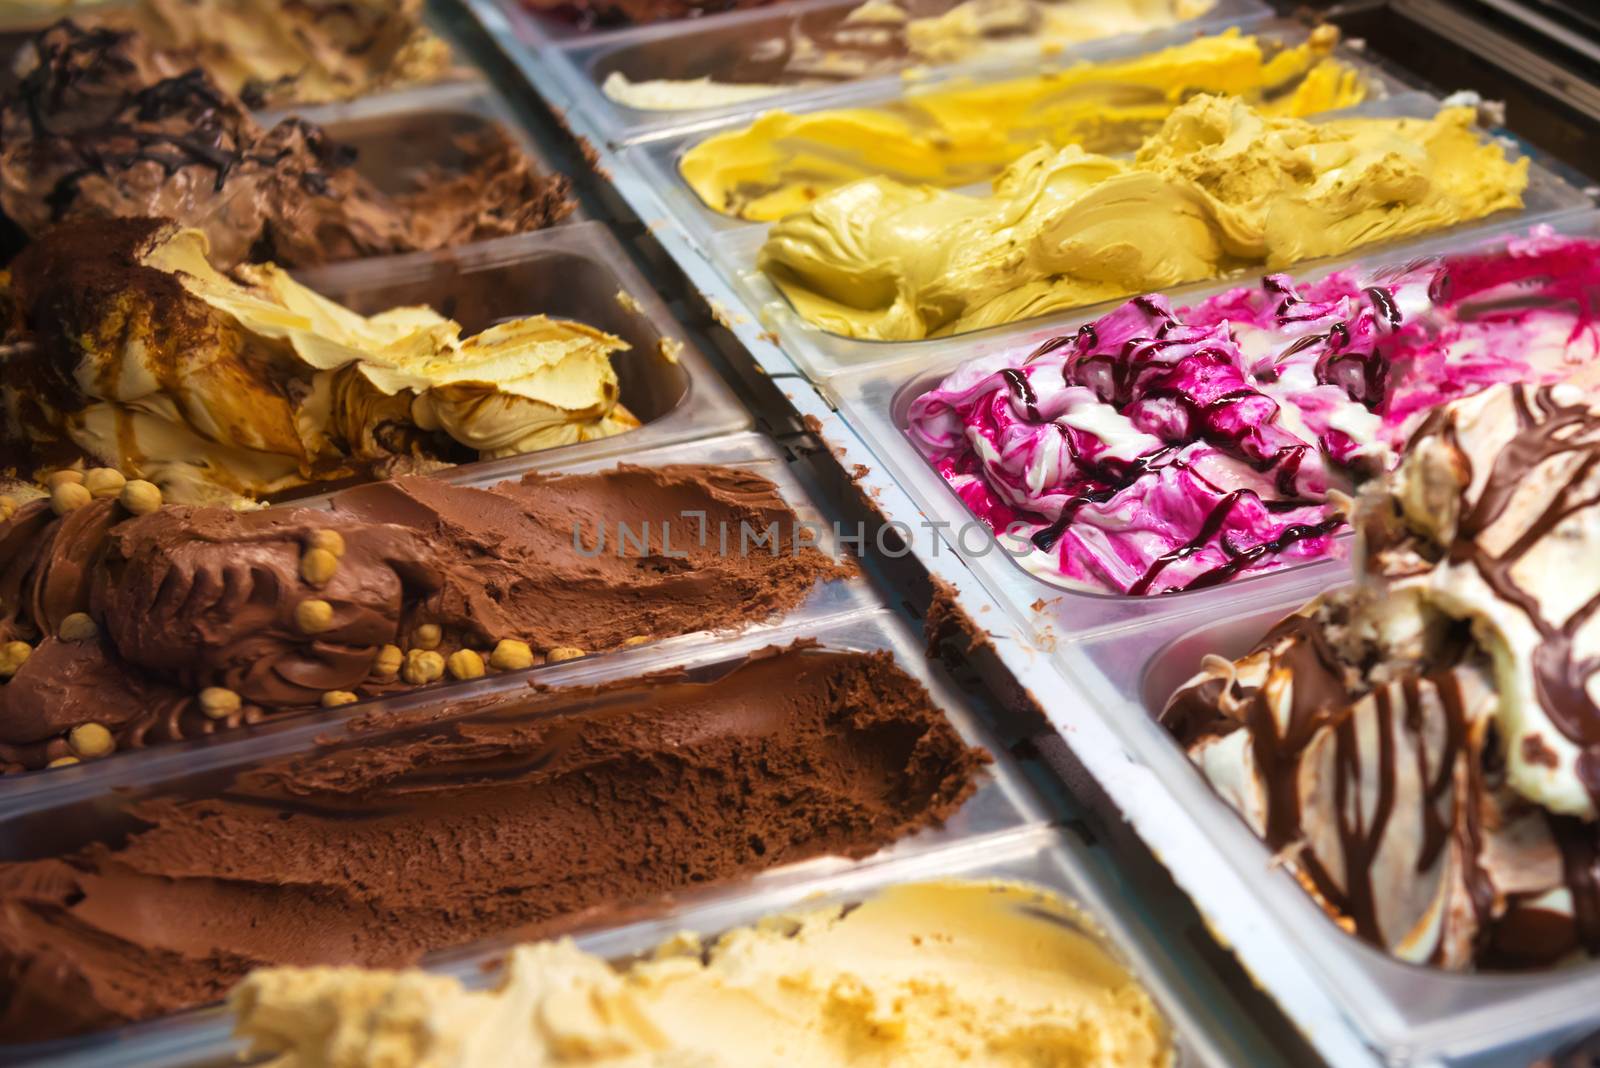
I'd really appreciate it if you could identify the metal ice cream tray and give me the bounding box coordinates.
[1,604,1052,1067]
[627,87,1595,381]
[505,0,1270,144]
[812,209,1600,1066]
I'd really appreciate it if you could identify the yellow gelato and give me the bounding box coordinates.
[230,879,1171,1067]
[0,220,636,503]
[679,28,1365,221]
[602,0,1219,113]
[759,95,1529,340]
[93,0,452,106]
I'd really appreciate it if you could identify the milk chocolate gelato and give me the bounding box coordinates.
[2,219,627,503]
[0,464,849,771]
[0,21,571,268]
[0,643,984,1043]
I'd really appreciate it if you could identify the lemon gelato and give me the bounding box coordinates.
[230,879,1172,1068]
[759,95,1528,340]
[0,219,636,503]
[679,28,1364,220]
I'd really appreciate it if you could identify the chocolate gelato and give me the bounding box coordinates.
[0,643,984,1043]
[1,219,628,503]
[1163,383,1600,969]
[0,463,849,771]
[88,0,453,107]
[0,21,571,268]
[525,0,776,29]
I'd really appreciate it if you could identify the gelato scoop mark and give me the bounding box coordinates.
[680,29,1365,221]
[87,0,453,107]
[602,0,1218,113]
[0,463,848,770]
[0,219,632,503]
[761,95,1528,340]
[0,644,985,1042]
[1162,383,1600,969]
[907,231,1600,594]
[229,879,1170,1067]
[0,21,572,268]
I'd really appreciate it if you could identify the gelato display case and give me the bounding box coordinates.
[0,0,1597,1064]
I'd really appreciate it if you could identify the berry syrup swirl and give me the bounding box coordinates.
[907,229,1600,595]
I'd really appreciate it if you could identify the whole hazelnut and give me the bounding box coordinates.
[412,624,442,651]
[51,482,92,516]
[489,639,534,671]
[119,480,163,516]
[300,547,339,587]
[321,690,359,708]
[295,599,335,634]
[68,722,115,758]
[57,612,98,642]
[199,687,242,719]
[447,649,486,680]
[402,649,445,685]
[547,646,586,663]
[83,468,127,499]
[307,529,346,558]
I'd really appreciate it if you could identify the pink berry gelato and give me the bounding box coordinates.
[907,228,1600,595]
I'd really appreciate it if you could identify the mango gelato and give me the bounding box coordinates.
[679,28,1365,220]
[230,879,1172,1067]
[760,95,1528,340]
[0,219,637,504]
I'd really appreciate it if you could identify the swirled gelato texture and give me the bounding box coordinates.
[680,29,1364,220]
[0,22,570,268]
[907,230,1600,594]
[602,0,1218,112]
[762,95,1527,340]
[0,219,632,503]
[0,463,847,770]
[1162,383,1600,969]
[0,644,983,1041]
[86,0,452,106]
[230,880,1169,1068]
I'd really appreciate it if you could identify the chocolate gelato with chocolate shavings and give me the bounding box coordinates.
[0,642,986,1043]
[0,21,572,269]
[0,464,850,771]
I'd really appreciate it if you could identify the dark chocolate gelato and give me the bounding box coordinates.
[0,21,572,268]
[0,643,985,1043]
[0,464,849,771]
[526,0,776,29]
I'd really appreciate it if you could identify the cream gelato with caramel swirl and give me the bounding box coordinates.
[0,218,636,504]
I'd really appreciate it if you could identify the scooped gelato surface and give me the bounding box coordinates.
[0,462,847,770]
[1162,382,1600,968]
[523,0,775,28]
[0,644,984,1042]
[1,218,630,503]
[601,0,1219,112]
[0,21,571,268]
[907,229,1600,594]
[680,29,1364,221]
[762,95,1527,340]
[230,879,1169,1067]
[85,0,452,106]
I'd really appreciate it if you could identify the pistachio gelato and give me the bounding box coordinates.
[679,29,1365,220]
[231,880,1171,1067]
[760,96,1528,340]
[0,219,636,503]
